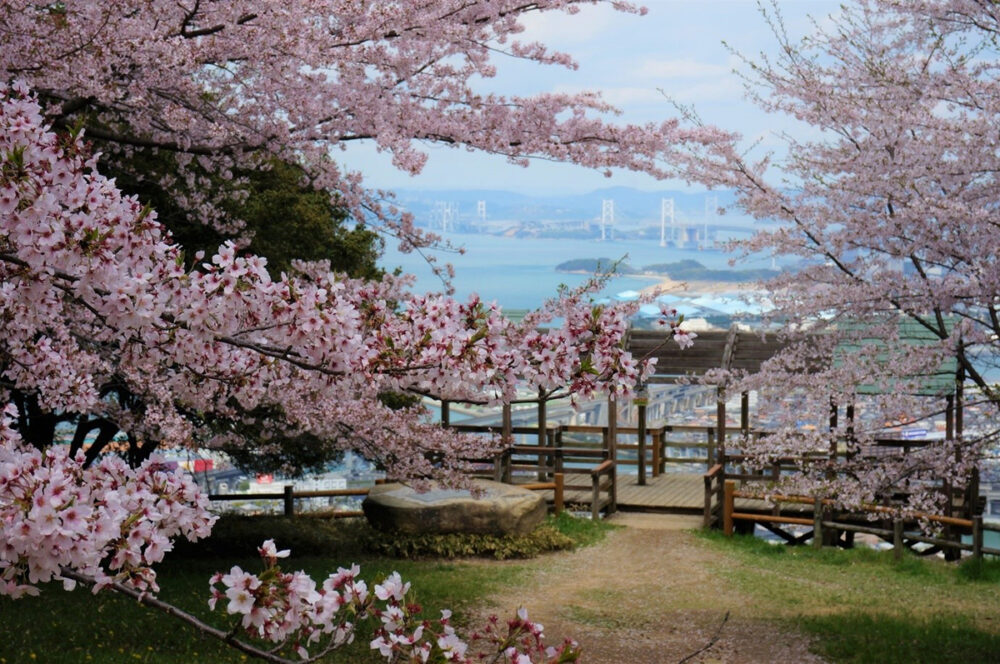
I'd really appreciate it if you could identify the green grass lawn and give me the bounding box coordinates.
[5,516,998,664]
[696,531,1000,664]
[0,513,611,664]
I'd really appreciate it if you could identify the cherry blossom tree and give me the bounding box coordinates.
[0,0,719,247]
[0,2,711,659]
[3,80,684,481]
[677,0,1000,511]
[0,78,630,662]
[0,0,721,468]
[0,412,578,663]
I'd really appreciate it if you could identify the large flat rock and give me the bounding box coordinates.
[362,480,546,536]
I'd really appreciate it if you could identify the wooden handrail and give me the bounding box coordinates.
[591,459,614,476]
[515,472,565,515]
[507,445,605,456]
[209,486,371,517]
[732,489,974,528]
[589,460,615,519]
[732,512,814,527]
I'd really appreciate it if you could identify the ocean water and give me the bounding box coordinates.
[380,234,770,310]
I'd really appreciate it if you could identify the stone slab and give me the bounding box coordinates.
[362,480,546,536]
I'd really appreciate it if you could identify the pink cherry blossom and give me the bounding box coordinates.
[671,0,997,512]
[0,85,674,487]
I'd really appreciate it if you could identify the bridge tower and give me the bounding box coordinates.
[432,201,445,231]
[660,197,675,247]
[600,199,614,241]
[433,201,458,232]
[703,194,719,246]
[476,200,486,225]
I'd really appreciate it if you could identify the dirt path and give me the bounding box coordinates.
[477,513,826,664]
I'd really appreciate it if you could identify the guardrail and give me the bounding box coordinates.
[721,480,1000,559]
[208,485,370,518]
[450,423,611,517]
[209,476,566,518]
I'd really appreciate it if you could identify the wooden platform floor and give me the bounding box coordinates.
[529,471,815,515]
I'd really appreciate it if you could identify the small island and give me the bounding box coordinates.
[556,258,779,283]
[553,257,639,275]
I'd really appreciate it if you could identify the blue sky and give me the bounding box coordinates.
[341,1,843,195]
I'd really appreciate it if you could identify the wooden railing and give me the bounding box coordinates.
[209,475,566,517]
[590,460,617,520]
[703,464,725,528]
[450,423,616,518]
[209,485,370,518]
[719,436,978,525]
[440,417,983,534]
[520,474,565,514]
[444,420,755,518]
[721,481,1000,558]
[559,423,730,475]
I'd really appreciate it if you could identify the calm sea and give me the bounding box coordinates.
[380,234,771,310]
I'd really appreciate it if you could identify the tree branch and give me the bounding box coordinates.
[59,569,305,664]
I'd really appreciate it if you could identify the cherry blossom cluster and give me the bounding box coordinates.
[0,411,215,599]
[0,0,730,256]
[656,304,697,350]
[666,0,1000,510]
[209,540,579,663]
[0,417,577,662]
[467,608,582,664]
[209,542,362,659]
[0,83,678,484]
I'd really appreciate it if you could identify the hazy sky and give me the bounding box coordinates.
[341,1,843,195]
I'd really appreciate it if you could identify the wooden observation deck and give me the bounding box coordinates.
[440,326,990,556]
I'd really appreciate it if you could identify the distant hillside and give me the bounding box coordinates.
[642,259,778,282]
[554,258,639,274]
[557,258,777,282]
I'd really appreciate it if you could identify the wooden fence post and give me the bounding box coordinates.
[502,403,513,483]
[813,497,823,550]
[283,485,295,517]
[493,452,504,482]
[716,386,726,465]
[703,469,717,529]
[974,515,983,559]
[554,427,565,475]
[591,476,600,521]
[637,401,647,486]
[657,427,666,475]
[652,427,661,478]
[606,397,618,509]
[537,389,547,481]
[741,391,750,436]
[723,480,735,536]
[609,466,617,515]
[554,473,565,515]
[893,519,904,560]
